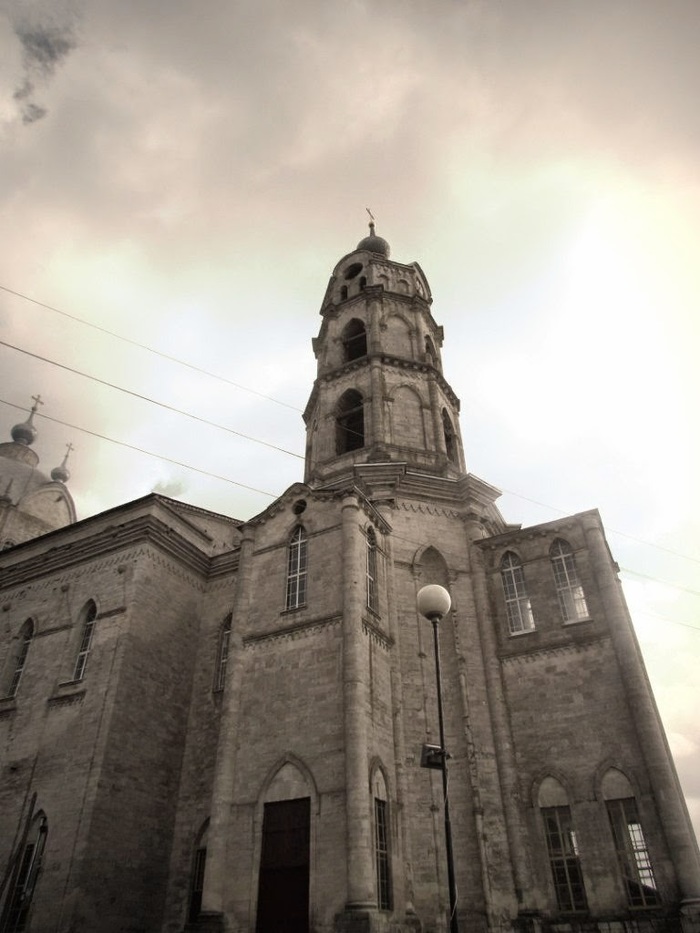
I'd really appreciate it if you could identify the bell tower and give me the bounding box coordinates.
[303,223,466,487]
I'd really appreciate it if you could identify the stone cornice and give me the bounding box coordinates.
[303,351,460,421]
[362,616,393,650]
[0,514,215,591]
[243,613,342,646]
[476,509,601,551]
[499,631,610,664]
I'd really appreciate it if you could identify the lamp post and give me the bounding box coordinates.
[417,584,459,933]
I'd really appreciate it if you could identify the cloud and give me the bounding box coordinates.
[6,14,77,123]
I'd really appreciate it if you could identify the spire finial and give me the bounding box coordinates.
[366,206,376,235]
[28,394,44,422]
[52,442,74,484]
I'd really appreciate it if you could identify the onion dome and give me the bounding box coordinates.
[51,443,73,484]
[356,220,390,258]
[10,395,43,447]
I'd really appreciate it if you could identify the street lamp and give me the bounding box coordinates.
[417,584,459,933]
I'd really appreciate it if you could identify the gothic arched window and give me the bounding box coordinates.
[73,600,97,681]
[336,390,365,454]
[550,539,589,622]
[602,769,659,907]
[5,810,48,931]
[442,409,456,463]
[372,769,392,911]
[538,777,587,913]
[5,619,33,698]
[286,526,308,610]
[342,319,367,362]
[214,613,232,692]
[188,820,209,922]
[500,552,535,634]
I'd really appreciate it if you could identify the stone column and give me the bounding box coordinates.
[379,504,420,927]
[341,495,375,912]
[581,513,700,904]
[466,520,534,917]
[427,375,446,458]
[201,526,256,918]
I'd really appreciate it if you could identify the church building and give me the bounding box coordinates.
[1,226,699,933]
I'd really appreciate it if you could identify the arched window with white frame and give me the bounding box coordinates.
[214,613,232,692]
[550,539,589,623]
[286,526,308,611]
[538,777,587,913]
[73,600,97,681]
[500,552,535,634]
[4,619,34,698]
[602,768,660,908]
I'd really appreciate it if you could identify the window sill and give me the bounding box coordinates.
[0,696,17,717]
[48,681,86,708]
[281,605,307,616]
[562,617,593,626]
[508,628,537,638]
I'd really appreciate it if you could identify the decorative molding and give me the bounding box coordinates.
[362,617,393,650]
[243,614,342,647]
[96,606,127,621]
[399,501,462,520]
[499,633,610,664]
[47,688,86,708]
[0,517,217,591]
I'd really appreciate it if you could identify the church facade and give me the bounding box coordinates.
[1,227,699,933]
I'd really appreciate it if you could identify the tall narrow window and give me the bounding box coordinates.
[5,811,48,933]
[542,806,588,912]
[342,319,367,361]
[286,526,308,610]
[372,770,392,911]
[366,528,378,613]
[442,409,456,463]
[336,390,364,454]
[500,552,535,634]
[214,614,232,692]
[607,797,659,907]
[188,821,209,922]
[551,539,589,622]
[73,601,97,681]
[188,847,207,921]
[6,620,33,698]
[374,798,392,910]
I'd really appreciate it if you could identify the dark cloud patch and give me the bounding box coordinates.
[12,22,77,123]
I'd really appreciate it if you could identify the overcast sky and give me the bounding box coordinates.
[1,0,699,841]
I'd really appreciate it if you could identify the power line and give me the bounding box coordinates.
[498,486,700,566]
[3,284,699,568]
[2,329,700,571]
[0,398,278,499]
[0,339,304,461]
[0,283,304,412]
[2,397,698,617]
[619,567,700,600]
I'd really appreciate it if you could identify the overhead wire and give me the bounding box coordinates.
[1,283,699,570]
[1,394,698,630]
[0,398,279,499]
[0,339,304,461]
[0,283,304,412]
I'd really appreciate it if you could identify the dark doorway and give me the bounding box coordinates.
[256,797,310,933]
